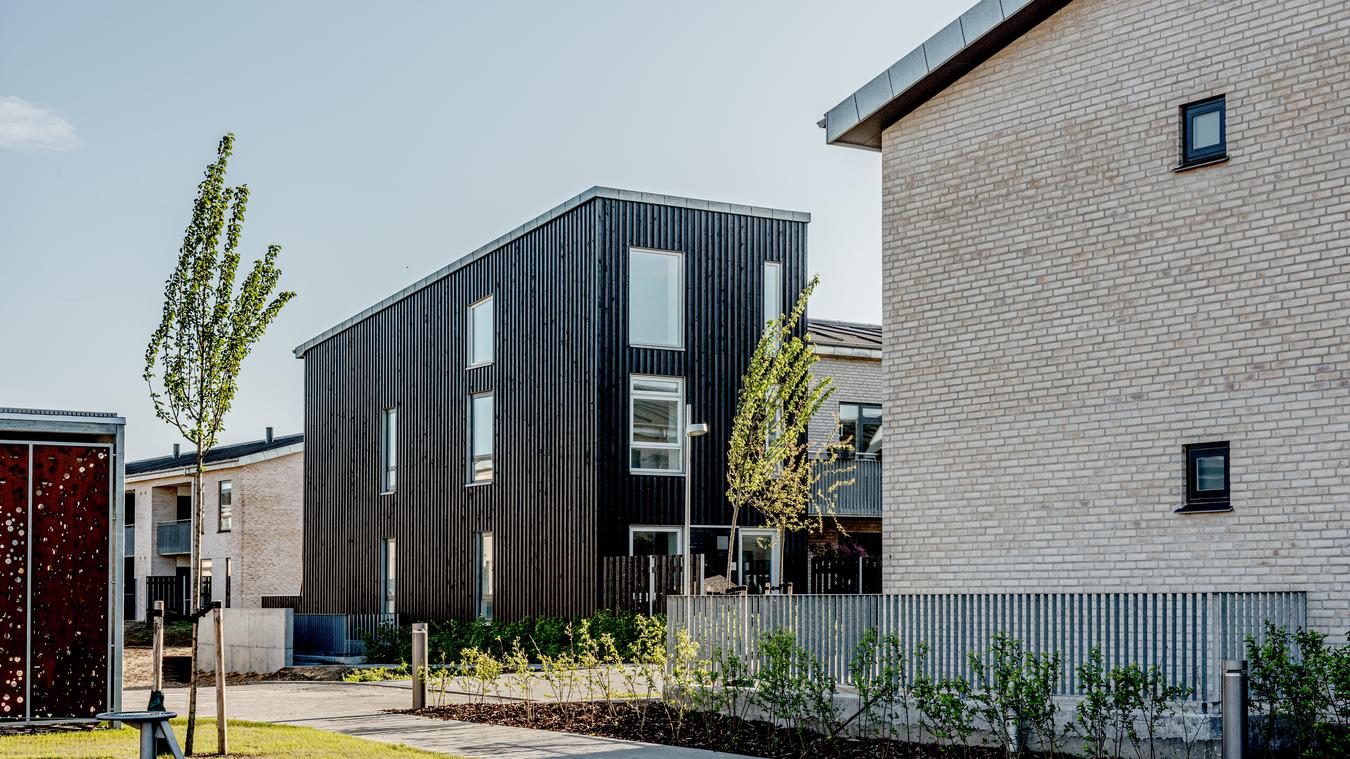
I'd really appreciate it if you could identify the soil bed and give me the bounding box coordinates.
[404,701,1023,759]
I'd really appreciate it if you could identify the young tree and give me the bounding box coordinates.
[143,133,296,754]
[724,275,854,585]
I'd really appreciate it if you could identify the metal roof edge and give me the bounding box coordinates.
[293,186,810,358]
[822,0,1072,150]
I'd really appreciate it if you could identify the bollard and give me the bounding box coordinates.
[411,623,428,710]
[1222,659,1248,759]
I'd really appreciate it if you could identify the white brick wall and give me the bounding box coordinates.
[878,0,1350,636]
[809,353,885,446]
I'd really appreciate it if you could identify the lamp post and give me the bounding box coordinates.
[683,404,708,597]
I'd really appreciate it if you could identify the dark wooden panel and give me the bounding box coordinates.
[301,203,598,621]
[0,444,27,720]
[29,445,109,720]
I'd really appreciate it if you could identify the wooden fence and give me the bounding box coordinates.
[806,555,883,594]
[145,574,211,619]
[602,554,705,615]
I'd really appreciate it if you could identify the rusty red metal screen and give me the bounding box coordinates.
[0,443,111,722]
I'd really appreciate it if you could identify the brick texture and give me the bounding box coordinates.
[878,0,1350,636]
[809,353,886,447]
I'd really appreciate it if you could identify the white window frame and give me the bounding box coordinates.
[381,537,396,615]
[628,247,685,350]
[467,392,494,485]
[467,294,494,368]
[381,407,397,494]
[628,525,683,556]
[629,374,684,475]
[736,528,781,589]
[475,531,494,621]
[217,479,233,532]
[763,260,783,326]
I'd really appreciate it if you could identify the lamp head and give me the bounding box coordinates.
[686,422,709,438]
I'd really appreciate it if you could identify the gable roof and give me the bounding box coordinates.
[821,0,1072,150]
[127,432,303,477]
[293,186,811,359]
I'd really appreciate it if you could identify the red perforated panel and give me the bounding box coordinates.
[0,444,27,720]
[29,445,109,720]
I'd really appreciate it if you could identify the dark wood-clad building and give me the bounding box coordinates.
[294,187,810,621]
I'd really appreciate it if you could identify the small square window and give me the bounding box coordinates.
[1179,441,1230,513]
[1179,96,1226,168]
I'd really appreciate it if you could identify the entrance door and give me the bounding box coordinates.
[737,529,780,592]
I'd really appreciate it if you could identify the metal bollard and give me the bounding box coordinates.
[411,623,428,710]
[1222,659,1248,759]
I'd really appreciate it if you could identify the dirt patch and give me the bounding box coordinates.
[124,648,352,688]
[122,646,194,688]
[404,702,1022,759]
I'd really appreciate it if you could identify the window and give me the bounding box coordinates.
[223,557,233,609]
[763,261,783,326]
[737,529,781,591]
[200,559,213,606]
[840,402,883,457]
[380,538,396,615]
[468,393,493,483]
[629,248,683,348]
[124,492,136,525]
[1179,95,1226,168]
[218,479,233,532]
[630,526,681,556]
[381,408,397,493]
[476,532,494,621]
[467,295,493,367]
[1181,441,1230,512]
[629,375,683,473]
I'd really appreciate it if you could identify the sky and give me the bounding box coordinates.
[0,0,967,460]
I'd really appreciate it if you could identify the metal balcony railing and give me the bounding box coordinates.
[155,519,192,555]
[812,455,882,517]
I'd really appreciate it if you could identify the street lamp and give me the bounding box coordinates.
[683,404,708,597]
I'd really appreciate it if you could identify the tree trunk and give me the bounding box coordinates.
[725,502,741,585]
[185,453,204,754]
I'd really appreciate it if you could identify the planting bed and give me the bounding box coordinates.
[405,702,1030,759]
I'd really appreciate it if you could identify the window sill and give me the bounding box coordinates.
[379,490,395,497]
[465,480,493,488]
[629,343,686,352]
[1175,502,1232,514]
[630,469,685,477]
[466,361,492,370]
[1172,155,1229,173]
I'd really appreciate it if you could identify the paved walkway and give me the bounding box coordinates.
[125,682,751,759]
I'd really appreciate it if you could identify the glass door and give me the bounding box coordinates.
[737,529,780,592]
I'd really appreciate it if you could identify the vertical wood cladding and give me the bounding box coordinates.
[301,195,808,620]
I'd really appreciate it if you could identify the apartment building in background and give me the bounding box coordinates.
[123,429,303,621]
[821,0,1349,635]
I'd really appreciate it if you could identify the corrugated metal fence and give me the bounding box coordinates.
[668,592,1306,702]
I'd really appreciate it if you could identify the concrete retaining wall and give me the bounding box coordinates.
[197,608,293,674]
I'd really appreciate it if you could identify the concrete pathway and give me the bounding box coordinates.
[125,683,752,759]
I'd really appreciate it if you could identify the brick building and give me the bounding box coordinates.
[822,0,1349,634]
[123,430,302,621]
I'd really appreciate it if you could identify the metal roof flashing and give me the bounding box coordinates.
[822,0,1071,150]
[293,186,810,358]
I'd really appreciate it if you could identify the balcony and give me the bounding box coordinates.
[124,525,135,557]
[812,456,881,517]
[155,519,192,555]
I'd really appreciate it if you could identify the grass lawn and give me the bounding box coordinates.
[0,718,456,758]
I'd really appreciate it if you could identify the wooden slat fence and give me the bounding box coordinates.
[602,554,705,615]
[668,591,1307,702]
[806,556,883,594]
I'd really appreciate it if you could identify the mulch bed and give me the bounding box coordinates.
[402,701,1013,759]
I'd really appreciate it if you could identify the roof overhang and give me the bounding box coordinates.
[293,186,810,359]
[821,0,1073,150]
[126,441,303,483]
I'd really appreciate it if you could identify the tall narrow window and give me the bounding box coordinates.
[217,479,233,532]
[630,375,683,473]
[224,557,233,608]
[468,295,494,367]
[629,248,683,348]
[125,492,136,525]
[1181,441,1230,512]
[200,559,213,607]
[763,261,783,326]
[468,393,493,483]
[380,538,396,615]
[381,408,397,493]
[476,532,494,621]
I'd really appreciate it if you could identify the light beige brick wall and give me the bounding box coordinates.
[126,449,303,619]
[809,353,885,447]
[879,0,1350,636]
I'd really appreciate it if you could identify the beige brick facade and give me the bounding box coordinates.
[126,446,302,620]
[878,0,1350,635]
[809,353,886,447]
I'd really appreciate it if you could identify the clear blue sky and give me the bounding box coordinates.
[0,0,965,459]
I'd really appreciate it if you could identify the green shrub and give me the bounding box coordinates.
[359,609,660,665]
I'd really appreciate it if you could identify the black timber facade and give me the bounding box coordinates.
[296,187,808,621]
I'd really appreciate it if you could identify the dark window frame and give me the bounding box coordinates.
[1179,441,1231,513]
[839,401,883,458]
[1178,95,1227,168]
